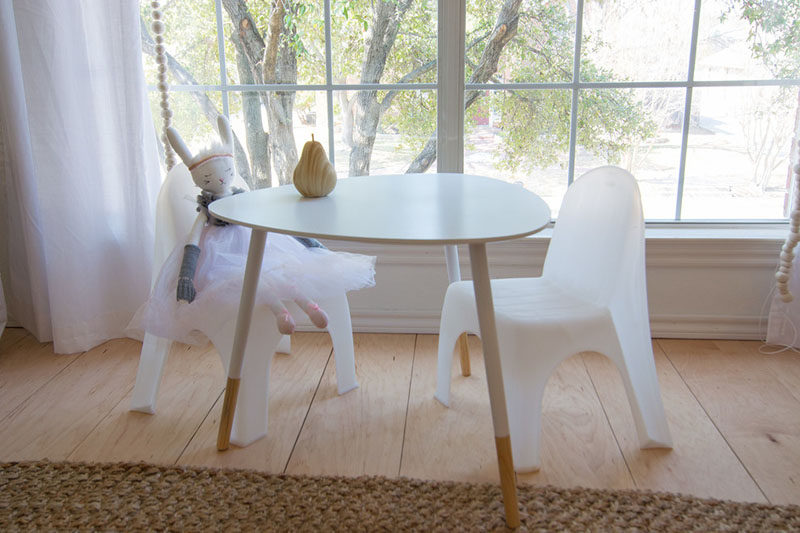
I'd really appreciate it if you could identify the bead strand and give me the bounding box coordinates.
[151,1,177,170]
[776,137,800,302]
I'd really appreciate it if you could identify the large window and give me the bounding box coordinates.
[142,0,800,222]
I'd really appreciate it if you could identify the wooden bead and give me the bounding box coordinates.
[151,20,165,34]
[781,251,794,262]
[161,109,173,119]
[776,271,789,283]
[157,82,169,92]
[782,293,794,303]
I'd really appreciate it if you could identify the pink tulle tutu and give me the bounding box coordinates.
[128,224,376,345]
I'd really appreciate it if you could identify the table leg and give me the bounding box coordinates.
[217,229,267,451]
[467,242,520,528]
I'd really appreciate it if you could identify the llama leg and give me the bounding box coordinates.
[263,290,295,335]
[293,295,329,329]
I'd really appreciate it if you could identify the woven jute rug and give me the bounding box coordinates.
[1,461,798,532]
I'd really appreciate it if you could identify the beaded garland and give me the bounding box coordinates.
[776,135,800,302]
[151,1,177,170]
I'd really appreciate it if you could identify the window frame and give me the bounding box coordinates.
[155,0,800,224]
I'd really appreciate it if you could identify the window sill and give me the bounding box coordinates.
[525,223,787,242]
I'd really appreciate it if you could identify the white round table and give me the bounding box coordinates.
[211,173,551,526]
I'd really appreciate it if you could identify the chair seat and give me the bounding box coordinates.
[449,277,609,329]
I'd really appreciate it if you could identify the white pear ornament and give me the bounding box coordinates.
[293,135,337,198]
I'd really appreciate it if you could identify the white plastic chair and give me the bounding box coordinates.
[130,163,359,447]
[435,166,672,472]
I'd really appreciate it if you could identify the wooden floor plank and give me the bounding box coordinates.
[400,334,498,483]
[69,342,222,465]
[402,335,634,490]
[2,332,800,506]
[660,339,800,505]
[0,328,80,423]
[177,332,334,473]
[516,353,633,490]
[582,345,766,503]
[0,338,141,461]
[285,333,414,477]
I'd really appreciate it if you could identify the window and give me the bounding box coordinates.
[142,0,800,222]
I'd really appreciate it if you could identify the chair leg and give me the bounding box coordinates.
[457,333,471,377]
[319,293,359,395]
[505,372,548,473]
[434,320,462,407]
[130,333,173,414]
[276,334,291,354]
[611,330,672,449]
[211,315,282,447]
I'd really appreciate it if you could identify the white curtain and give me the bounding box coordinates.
[0,0,161,353]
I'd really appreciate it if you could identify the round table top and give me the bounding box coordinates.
[209,173,551,245]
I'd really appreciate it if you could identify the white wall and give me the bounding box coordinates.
[320,233,783,340]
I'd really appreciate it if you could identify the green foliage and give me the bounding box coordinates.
[472,1,656,173]
[724,0,800,78]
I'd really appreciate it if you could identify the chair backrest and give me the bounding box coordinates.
[542,166,646,308]
[151,163,249,283]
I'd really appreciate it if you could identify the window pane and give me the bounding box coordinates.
[150,90,223,150]
[222,0,327,86]
[141,0,221,87]
[581,0,694,82]
[695,0,798,81]
[227,91,330,189]
[331,1,436,84]
[464,89,570,216]
[682,86,794,219]
[331,90,436,177]
[466,1,575,84]
[576,88,684,220]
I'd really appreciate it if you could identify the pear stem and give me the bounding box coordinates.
[311,134,315,142]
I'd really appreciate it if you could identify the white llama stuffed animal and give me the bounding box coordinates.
[167,115,328,335]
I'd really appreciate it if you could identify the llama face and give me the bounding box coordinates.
[190,155,235,196]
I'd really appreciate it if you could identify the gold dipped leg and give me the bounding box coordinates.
[457,333,471,376]
[496,435,520,528]
[216,377,241,451]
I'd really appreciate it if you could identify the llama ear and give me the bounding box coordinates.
[166,126,193,165]
[217,114,233,151]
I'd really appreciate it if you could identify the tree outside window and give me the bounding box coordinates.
[141,0,800,221]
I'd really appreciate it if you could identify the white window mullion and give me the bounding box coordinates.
[567,0,585,186]
[437,0,465,173]
[324,0,335,165]
[675,0,703,220]
[214,0,229,116]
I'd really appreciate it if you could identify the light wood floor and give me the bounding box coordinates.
[1,327,798,506]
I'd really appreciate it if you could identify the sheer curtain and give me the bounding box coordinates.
[0,0,161,353]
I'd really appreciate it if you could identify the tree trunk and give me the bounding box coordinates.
[263,0,299,186]
[349,0,414,176]
[140,16,252,183]
[406,0,522,174]
[338,88,355,148]
[229,21,271,189]
[224,0,299,186]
